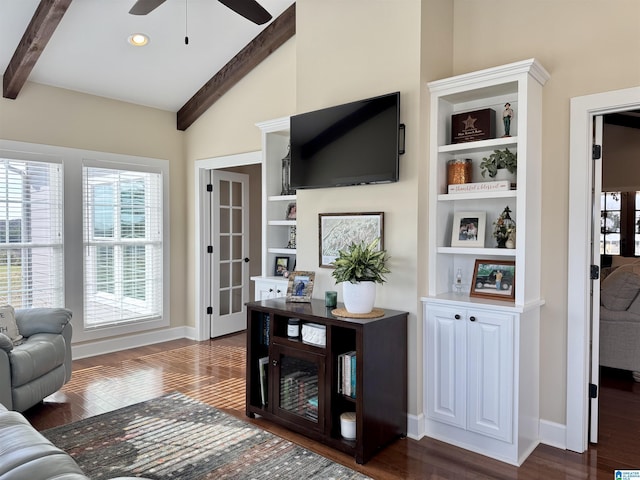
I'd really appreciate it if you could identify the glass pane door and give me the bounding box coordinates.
[272,344,324,431]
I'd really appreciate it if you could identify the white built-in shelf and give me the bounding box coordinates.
[268,247,296,255]
[268,220,296,226]
[438,190,517,202]
[437,246,516,257]
[438,136,518,154]
[268,194,296,202]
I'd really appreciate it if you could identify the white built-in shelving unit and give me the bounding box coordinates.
[251,117,296,300]
[422,59,549,466]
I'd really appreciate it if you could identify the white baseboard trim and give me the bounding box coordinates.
[71,326,198,360]
[412,415,566,452]
[538,419,567,450]
[407,412,424,440]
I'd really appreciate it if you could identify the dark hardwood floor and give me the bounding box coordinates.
[23,334,640,479]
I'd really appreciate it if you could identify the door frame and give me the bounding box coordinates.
[567,86,640,452]
[194,151,261,341]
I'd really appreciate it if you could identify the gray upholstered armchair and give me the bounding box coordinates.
[0,308,73,412]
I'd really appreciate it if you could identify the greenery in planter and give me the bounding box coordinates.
[331,238,390,284]
[480,148,517,178]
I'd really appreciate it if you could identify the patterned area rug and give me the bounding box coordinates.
[43,392,371,480]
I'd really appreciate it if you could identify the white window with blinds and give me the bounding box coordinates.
[0,157,64,308]
[1,140,170,343]
[83,165,163,328]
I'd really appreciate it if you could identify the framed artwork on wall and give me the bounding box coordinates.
[318,212,384,268]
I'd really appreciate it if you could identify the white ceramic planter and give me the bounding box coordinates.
[493,168,517,184]
[342,281,376,314]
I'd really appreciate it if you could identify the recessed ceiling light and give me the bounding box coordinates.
[128,33,149,47]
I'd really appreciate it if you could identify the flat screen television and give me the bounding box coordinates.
[290,92,401,189]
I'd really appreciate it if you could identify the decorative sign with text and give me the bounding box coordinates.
[447,180,513,194]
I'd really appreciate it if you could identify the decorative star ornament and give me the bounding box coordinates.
[462,115,477,130]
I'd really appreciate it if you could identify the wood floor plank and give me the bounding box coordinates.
[21,335,640,479]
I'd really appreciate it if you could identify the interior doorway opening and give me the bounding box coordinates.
[567,86,640,453]
[194,151,262,341]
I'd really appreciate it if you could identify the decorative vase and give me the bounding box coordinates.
[342,281,376,314]
[496,237,507,248]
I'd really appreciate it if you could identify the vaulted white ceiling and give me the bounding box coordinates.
[0,0,294,112]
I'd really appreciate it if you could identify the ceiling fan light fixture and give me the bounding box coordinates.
[128,33,149,47]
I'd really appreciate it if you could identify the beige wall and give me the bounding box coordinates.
[452,0,640,425]
[294,0,425,415]
[0,81,187,332]
[184,39,296,329]
[5,0,640,433]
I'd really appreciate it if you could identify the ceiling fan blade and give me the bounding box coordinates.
[129,0,167,15]
[218,0,273,25]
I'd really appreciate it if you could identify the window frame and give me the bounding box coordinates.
[0,151,65,308]
[601,190,639,258]
[83,164,164,329]
[0,140,170,343]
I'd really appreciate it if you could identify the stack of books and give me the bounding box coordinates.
[337,351,356,398]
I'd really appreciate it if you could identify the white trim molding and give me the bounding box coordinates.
[193,151,261,341]
[567,86,640,453]
[71,326,197,360]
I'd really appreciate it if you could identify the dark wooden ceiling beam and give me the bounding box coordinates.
[177,2,295,131]
[3,0,73,100]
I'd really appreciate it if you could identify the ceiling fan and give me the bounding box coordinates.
[129,0,273,25]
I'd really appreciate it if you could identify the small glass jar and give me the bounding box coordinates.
[287,318,300,338]
[447,158,472,185]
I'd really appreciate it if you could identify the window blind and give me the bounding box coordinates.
[83,166,163,328]
[0,158,64,308]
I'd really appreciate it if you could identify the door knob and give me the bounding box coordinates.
[244,257,250,262]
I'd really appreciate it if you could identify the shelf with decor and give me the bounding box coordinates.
[422,59,549,466]
[254,117,297,300]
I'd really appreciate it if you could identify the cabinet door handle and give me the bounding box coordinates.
[469,316,476,322]
[269,288,274,292]
[272,359,278,367]
[276,289,281,294]
[454,314,461,320]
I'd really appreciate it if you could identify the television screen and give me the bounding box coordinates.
[290,92,400,189]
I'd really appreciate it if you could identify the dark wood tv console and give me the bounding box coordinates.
[245,298,407,464]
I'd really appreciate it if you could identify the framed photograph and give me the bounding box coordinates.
[286,271,315,303]
[319,212,384,268]
[274,256,289,276]
[286,202,297,220]
[470,259,515,301]
[451,211,485,248]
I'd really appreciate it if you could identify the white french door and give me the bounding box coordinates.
[208,170,250,338]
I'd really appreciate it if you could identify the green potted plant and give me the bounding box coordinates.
[480,148,517,180]
[331,238,390,314]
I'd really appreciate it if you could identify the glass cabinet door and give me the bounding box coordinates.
[271,343,325,431]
